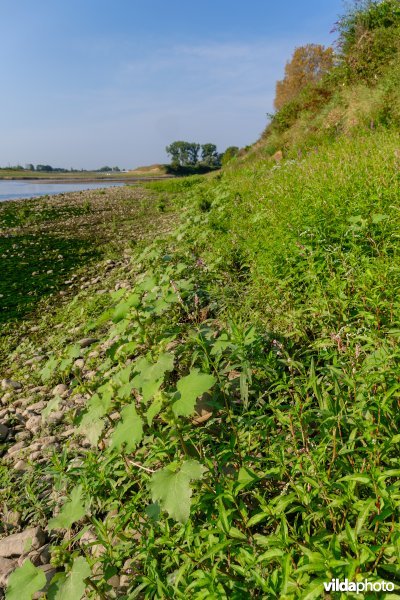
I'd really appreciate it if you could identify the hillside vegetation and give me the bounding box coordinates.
[1,1,400,598]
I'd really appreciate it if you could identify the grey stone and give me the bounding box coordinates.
[52,384,68,397]
[1,379,22,391]
[0,527,46,558]
[39,545,51,565]
[83,370,97,380]
[78,337,98,348]
[7,441,27,455]
[0,423,9,441]
[27,401,46,413]
[3,511,21,528]
[119,558,135,590]
[0,556,18,587]
[0,392,12,405]
[13,460,28,471]
[25,355,46,366]
[47,411,64,425]
[28,437,57,453]
[15,431,32,442]
[73,358,85,370]
[29,450,43,462]
[108,574,120,588]
[38,435,57,446]
[12,397,32,408]
[71,394,86,407]
[59,427,75,438]
[25,416,42,434]
[79,530,105,557]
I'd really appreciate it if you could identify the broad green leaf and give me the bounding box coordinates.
[113,365,132,386]
[113,365,135,399]
[53,556,91,600]
[151,298,170,315]
[109,403,143,452]
[172,369,216,417]
[243,326,257,345]
[48,485,87,530]
[210,333,232,355]
[115,340,138,359]
[78,391,113,446]
[253,535,271,547]
[150,460,205,523]
[236,466,259,491]
[79,416,104,447]
[301,580,326,600]
[112,293,140,323]
[146,391,164,426]
[138,275,157,292]
[174,278,194,292]
[132,353,174,403]
[40,355,59,382]
[371,213,388,224]
[247,511,269,528]
[42,395,61,422]
[145,502,160,522]
[6,559,46,600]
[59,344,81,371]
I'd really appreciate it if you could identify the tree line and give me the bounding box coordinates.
[272,0,400,114]
[0,164,122,173]
[165,141,239,173]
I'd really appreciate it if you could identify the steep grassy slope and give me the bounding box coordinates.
[1,126,399,598]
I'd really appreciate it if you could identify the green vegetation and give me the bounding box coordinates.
[165,141,223,174]
[258,0,400,158]
[0,186,175,358]
[221,145,239,166]
[0,165,123,175]
[274,44,334,111]
[1,1,400,598]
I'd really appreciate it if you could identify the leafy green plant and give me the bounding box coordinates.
[150,460,205,523]
[6,560,46,600]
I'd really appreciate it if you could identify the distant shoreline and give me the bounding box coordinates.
[0,175,173,184]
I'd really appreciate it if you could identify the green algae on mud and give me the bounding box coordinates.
[0,185,176,326]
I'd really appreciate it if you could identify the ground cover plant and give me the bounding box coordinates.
[1,124,399,598]
[1,1,400,597]
[0,185,175,329]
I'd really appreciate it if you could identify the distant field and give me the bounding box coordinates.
[0,164,170,181]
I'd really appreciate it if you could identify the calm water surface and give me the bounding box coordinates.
[0,180,124,201]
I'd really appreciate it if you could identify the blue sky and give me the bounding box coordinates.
[1,1,344,169]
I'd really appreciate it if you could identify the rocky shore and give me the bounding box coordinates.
[0,184,177,597]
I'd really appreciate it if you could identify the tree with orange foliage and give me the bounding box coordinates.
[274,44,334,110]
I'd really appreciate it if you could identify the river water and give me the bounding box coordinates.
[0,180,124,202]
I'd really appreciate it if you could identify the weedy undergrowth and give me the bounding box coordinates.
[4,131,400,599]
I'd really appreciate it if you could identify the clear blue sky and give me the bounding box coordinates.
[1,0,345,169]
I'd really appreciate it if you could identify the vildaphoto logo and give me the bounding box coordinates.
[323,579,395,594]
